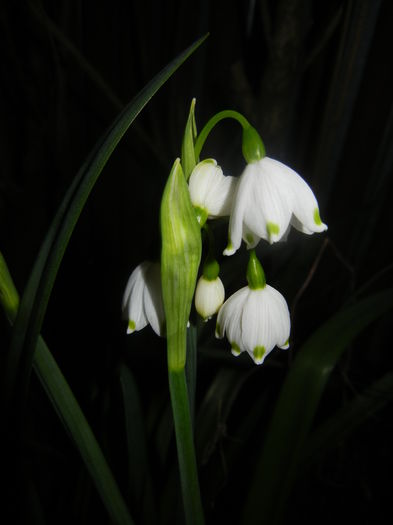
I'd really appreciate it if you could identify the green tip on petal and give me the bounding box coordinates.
[231,342,241,356]
[246,249,266,290]
[253,346,266,363]
[127,320,136,333]
[267,222,280,241]
[313,208,322,226]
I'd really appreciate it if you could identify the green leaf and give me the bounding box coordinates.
[34,338,135,525]
[5,34,208,408]
[242,288,393,525]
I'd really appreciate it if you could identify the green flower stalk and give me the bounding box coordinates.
[160,158,202,371]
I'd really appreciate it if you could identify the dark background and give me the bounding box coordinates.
[1,0,393,523]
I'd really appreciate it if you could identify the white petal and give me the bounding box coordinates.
[226,167,255,255]
[143,262,165,336]
[216,287,249,350]
[263,285,291,348]
[126,268,149,332]
[189,159,237,218]
[242,158,292,244]
[241,289,276,363]
[265,157,327,234]
[195,276,225,320]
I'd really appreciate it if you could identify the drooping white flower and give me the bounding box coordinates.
[188,159,237,225]
[216,284,290,365]
[216,249,289,365]
[122,261,164,336]
[195,275,225,321]
[224,157,327,255]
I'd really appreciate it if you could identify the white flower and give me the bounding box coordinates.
[224,157,327,255]
[122,261,164,336]
[188,159,237,225]
[195,275,225,321]
[215,284,290,365]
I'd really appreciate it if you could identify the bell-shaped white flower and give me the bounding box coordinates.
[122,261,164,336]
[216,250,290,365]
[195,275,225,321]
[224,157,327,255]
[188,159,237,225]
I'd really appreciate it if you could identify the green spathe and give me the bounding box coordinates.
[160,159,202,371]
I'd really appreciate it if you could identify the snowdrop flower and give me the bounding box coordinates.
[224,157,327,255]
[188,159,237,226]
[122,261,165,336]
[195,257,225,321]
[216,250,290,365]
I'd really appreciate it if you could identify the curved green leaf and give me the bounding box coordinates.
[242,288,393,524]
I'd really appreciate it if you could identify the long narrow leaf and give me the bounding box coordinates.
[6,34,208,407]
[34,337,135,525]
[242,288,393,524]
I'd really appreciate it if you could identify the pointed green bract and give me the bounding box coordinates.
[160,159,202,371]
[181,98,197,180]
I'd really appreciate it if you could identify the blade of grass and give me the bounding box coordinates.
[242,287,393,525]
[5,34,208,410]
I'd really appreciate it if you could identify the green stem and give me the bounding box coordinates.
[168,367,204,525]
[194,110,250,160]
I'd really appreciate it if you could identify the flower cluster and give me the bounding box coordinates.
[122,106,327,365]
